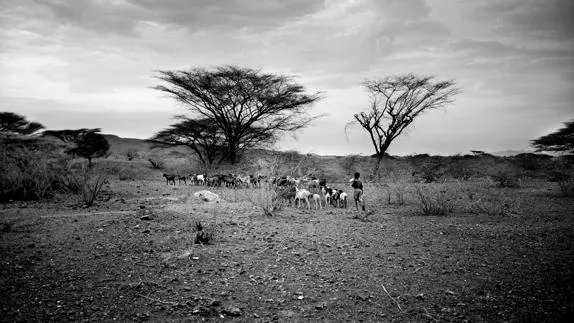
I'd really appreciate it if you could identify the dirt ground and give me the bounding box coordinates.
[1,180,573,322]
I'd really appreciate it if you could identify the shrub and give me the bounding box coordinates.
[414,184,454,216]
[548,169,574,197]
[491,170,521,188]
[0,136,69,201]
[117,167,139,181]
[126,149,139,161]
[246,186,290,216]
[193,220,217,245]
[148,157,165,169]
[63,166,109,207]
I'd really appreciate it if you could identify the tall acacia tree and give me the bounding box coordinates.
[153,65,322,165]
[0,112,45,136]
[531,120,574,156]
[348,74,461,175]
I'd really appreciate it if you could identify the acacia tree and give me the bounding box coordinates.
[0,112,45,135]
[149,117,228,169]
[43,128,110,167]
[531,120,574,155]
[153,65,321,165]
[348,74,461,175]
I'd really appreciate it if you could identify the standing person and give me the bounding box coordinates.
[350,172,366,211]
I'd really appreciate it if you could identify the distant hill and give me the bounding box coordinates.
[489,149,536,157]
[103,134,193,157]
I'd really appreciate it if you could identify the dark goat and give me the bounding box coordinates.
[163,173,176,185]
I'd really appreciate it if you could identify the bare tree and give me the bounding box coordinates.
[153,65,322,165]
[347,74,460,175]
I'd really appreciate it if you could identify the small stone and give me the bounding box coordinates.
[222,306,241,316]
[208,299,221,307]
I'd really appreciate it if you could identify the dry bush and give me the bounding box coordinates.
[456,179,525,216]
[63,165,109,207]
[556,175,574,197]
[117,167,139,181]
[491,170,522,188]
[547,159,574,197]
[414,184,454,216]
[126,149,139,161]
[0,136,69,201]
[193,219,218,245]
[245,186,291,216]
[148,156,166,169]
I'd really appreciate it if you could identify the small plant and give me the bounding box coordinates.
[414,184,454,216]
[63,166,109,207]
[548,168,574,197]
[117,167,139,181]
[394,183,407,206]
[126,149,139,161]
[557,175,574,197]
[148,157,165,169]
[247,186,290,216]
[491,170,521,188]
[193,220,217,244]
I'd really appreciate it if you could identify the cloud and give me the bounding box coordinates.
[469,0,574,40]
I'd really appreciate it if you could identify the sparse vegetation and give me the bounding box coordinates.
[414,183,454,215]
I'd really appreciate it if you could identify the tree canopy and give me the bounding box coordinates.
[149,117,228,168]
[153,65,322,164]
[0,112,45,136]
[531,120,574,154]
[348,74,460,175]
[43,128,110,166]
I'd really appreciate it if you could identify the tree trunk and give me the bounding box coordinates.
[372,154,383,178]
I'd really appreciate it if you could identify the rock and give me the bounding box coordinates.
[208,299,221,307]
[222,306,241,316]
[194,190,221,203]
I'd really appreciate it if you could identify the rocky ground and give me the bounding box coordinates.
[1,180,573,322]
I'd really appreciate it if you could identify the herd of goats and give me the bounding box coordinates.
[162,173,352,210]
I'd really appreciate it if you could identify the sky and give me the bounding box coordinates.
[0,0,572,156]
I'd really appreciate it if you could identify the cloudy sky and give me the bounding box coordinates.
[1,0,572,156]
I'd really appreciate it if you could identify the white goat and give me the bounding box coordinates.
[340,192,348,208]
[295,187,312,209]
[321,186,332,207]
[311,193,322,210]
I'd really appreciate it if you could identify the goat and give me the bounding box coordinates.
[236,174,251,188]
[295,187,312,209]
[331,189,341,208]
[321,186,332,207]
[177,175,187,185]
[163,173,176,185]
[340,191,348,208]
[311,193,322,210]
[195,174,206,185]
